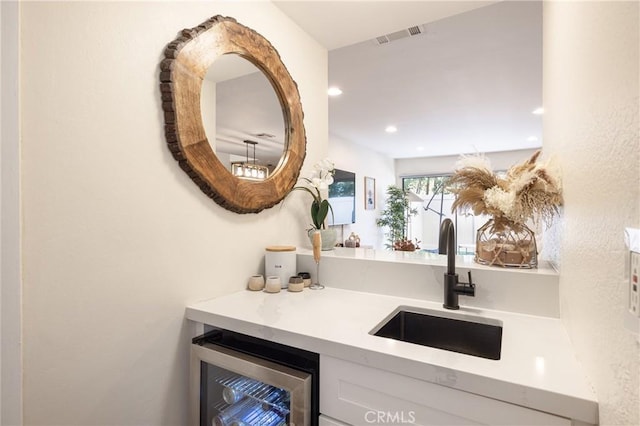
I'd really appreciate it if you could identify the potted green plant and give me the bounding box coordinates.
[376,185,419,250]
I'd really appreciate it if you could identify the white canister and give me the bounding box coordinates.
[265,245,297,289]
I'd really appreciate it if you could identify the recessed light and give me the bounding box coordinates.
[527,136,538,142]
[385,125,397,133]
[328,87,343,97]
[416,146,425,151]
[532,107,544,115]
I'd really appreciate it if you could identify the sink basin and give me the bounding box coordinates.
[370,307,503,360]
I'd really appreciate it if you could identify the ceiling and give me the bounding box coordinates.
[274,0,543,159]
[273,1,497,50]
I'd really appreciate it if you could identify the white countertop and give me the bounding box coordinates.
[186,288,597,424]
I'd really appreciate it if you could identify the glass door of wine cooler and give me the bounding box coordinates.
[191,342,312,426]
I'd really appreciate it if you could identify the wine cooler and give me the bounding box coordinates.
[191,328,319,426]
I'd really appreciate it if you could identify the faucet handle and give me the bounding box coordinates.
[465,271,476,295]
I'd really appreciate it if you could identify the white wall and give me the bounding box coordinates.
[329,136,395,249]
[19,2,327,424]
[1,1,22,424]
[544,2,639,424]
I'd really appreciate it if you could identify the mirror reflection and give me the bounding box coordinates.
[201,54,285,178]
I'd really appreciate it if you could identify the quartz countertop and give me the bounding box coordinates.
[186,288,597,424]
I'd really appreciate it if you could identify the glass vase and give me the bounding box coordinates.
[475,219,537,268]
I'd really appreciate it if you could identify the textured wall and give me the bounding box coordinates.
[543,2,640,424]
[20,2,327,424]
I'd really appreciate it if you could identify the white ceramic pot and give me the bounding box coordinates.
[247,275,265,291]
[307,228,337,251]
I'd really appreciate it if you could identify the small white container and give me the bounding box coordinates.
[247,275,265,291]
[265,245,297,289]
[264,276,281,293]
[287,276,304,292]
[298,272,312,288]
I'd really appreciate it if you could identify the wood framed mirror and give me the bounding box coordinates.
[160,16,306,213]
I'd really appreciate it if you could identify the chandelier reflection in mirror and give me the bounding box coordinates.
[231,140,270,180]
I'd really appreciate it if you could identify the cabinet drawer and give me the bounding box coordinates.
[320,355,570,426]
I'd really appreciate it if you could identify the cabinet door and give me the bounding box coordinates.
[319,414,350,426]
[320,355,571,426]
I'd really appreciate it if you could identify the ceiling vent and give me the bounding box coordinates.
[373,25,426,45]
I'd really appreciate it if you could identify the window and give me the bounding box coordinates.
[402,175,451,197]
[401,174,488,254]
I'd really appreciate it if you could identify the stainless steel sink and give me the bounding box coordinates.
[370,306,503,360]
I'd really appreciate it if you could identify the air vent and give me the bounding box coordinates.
[375,36,390,45]
[373,25,426,45]
[407,25,423,36]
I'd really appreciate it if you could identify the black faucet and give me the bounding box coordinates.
[438,218,475,310]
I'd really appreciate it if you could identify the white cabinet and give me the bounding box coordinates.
[320,355,571,426]
[319,414,350,426]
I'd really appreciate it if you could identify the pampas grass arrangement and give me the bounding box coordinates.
[448,150,563,267]
[448,150,563,228]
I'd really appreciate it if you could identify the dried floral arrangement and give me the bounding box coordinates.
[448,150,563,267]
[448,150,563,228]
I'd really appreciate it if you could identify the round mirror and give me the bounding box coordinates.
[160,16,306,213]
[201,54,285,178]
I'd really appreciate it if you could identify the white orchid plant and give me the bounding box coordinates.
[291,158,335,230]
